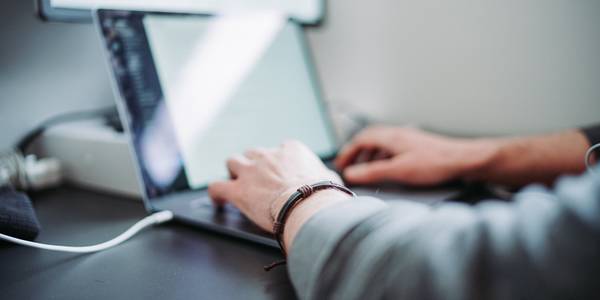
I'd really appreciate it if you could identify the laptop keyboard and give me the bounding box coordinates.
[189,197,241,215]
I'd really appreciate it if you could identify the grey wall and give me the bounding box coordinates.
[1,0,599,151]
[307,0,600,136]
[0,0,112,149]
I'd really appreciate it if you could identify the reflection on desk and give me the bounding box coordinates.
[0,186,296,300]
[0,182,501,299]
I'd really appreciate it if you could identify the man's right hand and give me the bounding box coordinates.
[335,126,497,186]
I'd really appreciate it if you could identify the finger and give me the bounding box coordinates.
[343,160,395,184]
[335,142,372,170]
[226,154,251,179]
[208,180,239,207]
[244,147,271,160]
[336,127,392,169]
[335,143,359,169]
[372,149,393,161]
[354,148,377,164]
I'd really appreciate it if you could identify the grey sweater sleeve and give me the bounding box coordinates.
[288,171,600,300]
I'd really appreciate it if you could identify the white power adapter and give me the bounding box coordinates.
[36,120,141,197]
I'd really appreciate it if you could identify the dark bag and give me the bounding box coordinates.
[0,186,41,240]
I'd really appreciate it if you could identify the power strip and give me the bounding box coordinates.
[36,121,142,198]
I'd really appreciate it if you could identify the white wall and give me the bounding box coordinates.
[2,0,599,151]
[0,1,113,149]
[307,0,600,136]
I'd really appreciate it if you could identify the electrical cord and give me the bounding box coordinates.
[0,211,173,253]
[3,105,119,190]
[15,105,118,154]
[2,105,164,252]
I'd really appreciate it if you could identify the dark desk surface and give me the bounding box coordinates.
[0,183,500,300]
[0,186,296,300]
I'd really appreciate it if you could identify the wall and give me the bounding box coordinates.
[307,0,600,136]
[0,0,113,150]
[1,0,599,151]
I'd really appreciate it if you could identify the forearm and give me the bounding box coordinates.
[465,130,591,186]
[289,171,600,300]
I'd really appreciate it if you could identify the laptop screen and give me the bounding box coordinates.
[97,10,337,199]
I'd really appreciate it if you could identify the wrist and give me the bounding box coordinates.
[269,184,351,226]
[460,139,503,181]
[270,186,299,224]
[290,189,353,214]
[281,188,352,252]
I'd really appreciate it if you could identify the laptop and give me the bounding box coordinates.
[95,9,455,247]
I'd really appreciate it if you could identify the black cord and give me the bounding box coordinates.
[15,106,119,154]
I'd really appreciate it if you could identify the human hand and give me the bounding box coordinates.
[335,126,496,186]
[208,141,349,232]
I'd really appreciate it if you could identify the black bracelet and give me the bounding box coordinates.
[264,181,355,271]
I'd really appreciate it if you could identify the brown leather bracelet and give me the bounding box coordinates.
[264,181,356,271]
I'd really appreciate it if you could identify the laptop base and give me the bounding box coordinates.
[152,181,460,249]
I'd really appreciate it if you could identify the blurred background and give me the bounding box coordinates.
[2,0,600,149]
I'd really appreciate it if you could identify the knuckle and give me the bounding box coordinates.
[369,125,386,132]
[356,127,379,141]
[226,157,243,167]
[247,148,266,156]
[207,183,219,194]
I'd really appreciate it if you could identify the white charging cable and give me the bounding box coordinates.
[585,143,600,176]
[0,211,173,253]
